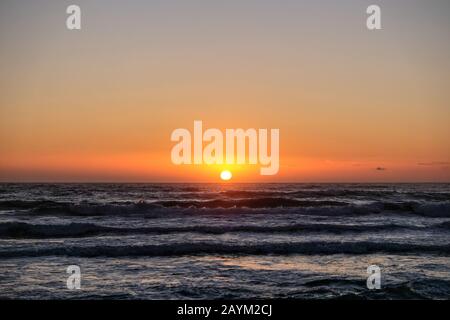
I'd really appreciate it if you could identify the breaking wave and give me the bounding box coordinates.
[1,241,449,258]
[1,199,450,217]
[0,221,438,239]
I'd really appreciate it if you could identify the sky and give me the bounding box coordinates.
[0,0,449,182]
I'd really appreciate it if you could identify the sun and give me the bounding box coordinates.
[220,170,232,181]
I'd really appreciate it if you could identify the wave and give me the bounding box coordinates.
[0,221,435,239]
[152,198,348,208]
[30,201,161,216]
[221,189,394,198]
[0,200,65,210]
[1,199,450,217]
[437,221,450,230]
[0,198,348,213]
[412,202,450,217]
[220,189,450,201]
[0,222,112,238]
[333,279,450,300]
[1,241,449,258]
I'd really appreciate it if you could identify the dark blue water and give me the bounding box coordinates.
[0,183,449,299]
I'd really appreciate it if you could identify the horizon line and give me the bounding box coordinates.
[0,181,449,184]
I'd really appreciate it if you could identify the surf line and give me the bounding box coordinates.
[171,120,279,175]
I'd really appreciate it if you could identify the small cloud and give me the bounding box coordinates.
[375,167,386,171]
[417,161,450,166]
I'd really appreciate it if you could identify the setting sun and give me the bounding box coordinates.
[220,170,232,181]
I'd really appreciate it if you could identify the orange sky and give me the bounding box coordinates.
[0,0,449,182]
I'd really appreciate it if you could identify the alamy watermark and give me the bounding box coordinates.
[66,265,81,290]
[66,4,382,31]
[367,265,381,290]
[66,5,81,30]
[367,5,382,30]
[171,121,280,175]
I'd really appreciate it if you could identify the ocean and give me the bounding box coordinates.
[0,183,449,299]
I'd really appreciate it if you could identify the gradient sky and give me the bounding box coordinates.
[1,0,449,182]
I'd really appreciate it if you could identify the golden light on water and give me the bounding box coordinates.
[220,170,232,181]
